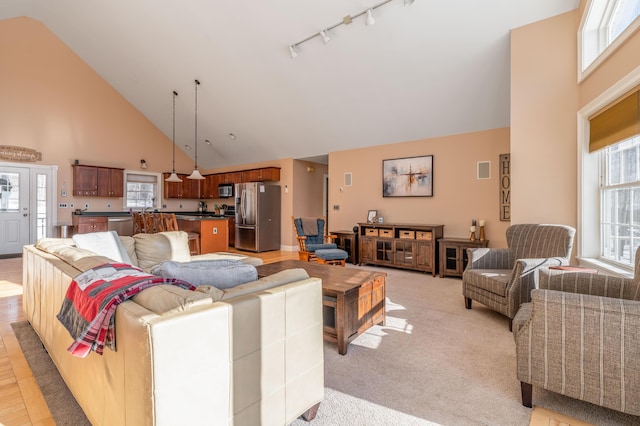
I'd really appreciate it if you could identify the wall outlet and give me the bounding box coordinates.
[213,228,218,234]
[179,204,183,209]
[59,203,68,208]
[162,204,167,209]
[84,203,89,209]
[333,205,340,210]
[61,189,67,197]
[107,203,111,208]
[70,203,74,208]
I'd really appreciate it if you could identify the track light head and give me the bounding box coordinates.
[289,45,298,59]
[365,9,375,26]
[404,0,415,6]
[320,30,331,44]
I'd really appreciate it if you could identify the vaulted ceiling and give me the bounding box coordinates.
[1,0,579,169]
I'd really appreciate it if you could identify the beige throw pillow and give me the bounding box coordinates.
[133,231,191,272]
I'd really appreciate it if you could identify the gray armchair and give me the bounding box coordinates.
[462,224,575,330]
[513,253,640,416]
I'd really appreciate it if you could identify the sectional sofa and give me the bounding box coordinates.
[22,231,324,425]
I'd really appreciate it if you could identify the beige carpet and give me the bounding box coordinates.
[12,265,640,425]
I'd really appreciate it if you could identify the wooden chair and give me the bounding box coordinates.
[162,213,201,255]
[291,216,338,263]
[132,212,154,234]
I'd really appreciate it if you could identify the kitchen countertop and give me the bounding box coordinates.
[72,211,233,219]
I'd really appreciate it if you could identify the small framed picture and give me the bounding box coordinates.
[367,210,377,223]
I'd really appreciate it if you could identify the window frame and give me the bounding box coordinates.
[599,137,640,267]
[578,66,640,277]
[579,0,640,81]
[123,170,163,211]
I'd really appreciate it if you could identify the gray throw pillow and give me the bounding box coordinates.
[151,260,258,289]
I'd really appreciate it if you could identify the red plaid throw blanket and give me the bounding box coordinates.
[57,263,195,358]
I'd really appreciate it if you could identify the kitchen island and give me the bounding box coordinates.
[176,215,229,254]
[70,211,230,254]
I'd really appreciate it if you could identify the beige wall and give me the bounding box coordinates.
[13,8,640,253]
[510,10,579,228]
[0,17,199,221]
[329,128,511,247]
[510,3,640,257]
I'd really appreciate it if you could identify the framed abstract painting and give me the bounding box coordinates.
[382,155,433,197]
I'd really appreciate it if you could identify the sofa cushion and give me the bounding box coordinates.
[118,236,138,266]
[463,268,511,297]
[35,239,114,273]
[151,260,258,289]
[131,284,213,315]
[214,268,310,301]
[192,252,264,266]
[72,231,133,264]
[133,231,191,272]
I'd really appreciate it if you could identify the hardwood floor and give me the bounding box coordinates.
[0,248,297,426]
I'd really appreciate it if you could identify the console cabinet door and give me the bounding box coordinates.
[359,237,375,264]
[415,241,433,270]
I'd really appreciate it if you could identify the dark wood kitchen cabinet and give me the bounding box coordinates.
[73,165,123,197]
[163,173,201,199]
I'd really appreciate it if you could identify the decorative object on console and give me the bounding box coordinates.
[165,90,183,183]
[479,219,486,241]
[383,155,433,197]
[367,210,377,223]
[469,220,477,242]
[187,79,205,180]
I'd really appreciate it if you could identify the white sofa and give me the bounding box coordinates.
[22,231,324,425]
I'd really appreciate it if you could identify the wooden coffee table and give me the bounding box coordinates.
[256,260,386,355]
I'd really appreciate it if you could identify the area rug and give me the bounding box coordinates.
[10,321,90,426]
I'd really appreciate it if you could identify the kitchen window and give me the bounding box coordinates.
[124,172,162,210]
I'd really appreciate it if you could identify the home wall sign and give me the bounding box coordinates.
[499,153,510,221]
[382,155,433,197]
[0,145,42,162]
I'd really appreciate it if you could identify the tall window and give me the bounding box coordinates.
[581,0,640,73]
[124,172,161,210]
[601,136,640,266]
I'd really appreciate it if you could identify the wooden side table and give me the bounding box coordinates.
[330,229,358,264]
[439,238,489,278]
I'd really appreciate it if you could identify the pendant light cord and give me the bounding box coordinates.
[172,90,178,173]
[194,79,200,170]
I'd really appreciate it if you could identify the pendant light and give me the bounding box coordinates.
[187,79,205,180]
[165,90,183,182]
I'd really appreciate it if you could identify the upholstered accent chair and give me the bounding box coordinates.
[513,252,640,416]
[462,224,575,330]
[291,216,338,262]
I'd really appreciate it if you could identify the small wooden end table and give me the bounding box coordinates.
[439,238,489,278]
[256,260,386,355]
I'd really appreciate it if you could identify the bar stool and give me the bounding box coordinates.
[162,213,200,255]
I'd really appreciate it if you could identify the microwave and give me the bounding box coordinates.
[218,183,234,198]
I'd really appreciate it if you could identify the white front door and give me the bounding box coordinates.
[0,166,30,255]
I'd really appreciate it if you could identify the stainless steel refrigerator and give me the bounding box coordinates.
[235,182,281,252]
